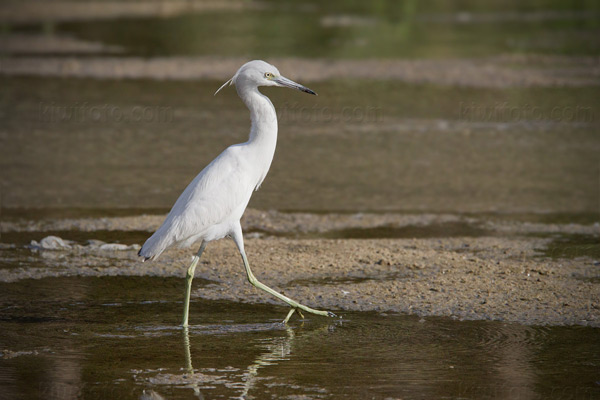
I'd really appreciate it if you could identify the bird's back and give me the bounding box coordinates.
[139,145,257,261]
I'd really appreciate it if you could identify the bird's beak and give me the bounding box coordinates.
[275,76,317,95]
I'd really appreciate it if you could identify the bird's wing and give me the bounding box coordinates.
[139,145,254,260]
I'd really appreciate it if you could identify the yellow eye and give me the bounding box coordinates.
[265,72,274,79]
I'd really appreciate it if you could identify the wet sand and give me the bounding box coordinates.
[185,235,598,327]
[1,210,597,327]
[2,55,598,88]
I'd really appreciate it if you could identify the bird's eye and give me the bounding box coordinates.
[265,72,274,79]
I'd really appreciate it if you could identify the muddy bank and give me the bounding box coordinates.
[0,211,597,327]
[2,208,598,236]
[1,55,598,88]
[0,34,124,55]
[0,1,256,24]
[0,236,597,327]
[192,237,599,327]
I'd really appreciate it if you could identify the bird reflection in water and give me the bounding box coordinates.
[237,326,295,399]
[140,322,338,399]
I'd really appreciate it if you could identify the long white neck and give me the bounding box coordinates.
[237,85,278,146]
[236,85,278,187]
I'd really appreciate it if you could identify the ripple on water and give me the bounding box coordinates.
[1,276,599,399]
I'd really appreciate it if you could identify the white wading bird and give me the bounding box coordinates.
[138,60,337,326]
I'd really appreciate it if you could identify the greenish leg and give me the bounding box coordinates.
[238,248,337,323]
[283,308,304,324]
[283,308,295,324]
[182,326,193,374]
[182,241,207,327]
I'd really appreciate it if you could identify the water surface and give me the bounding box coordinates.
[1,77,597,213]
[1,276,599,399]
[9,0,600,59]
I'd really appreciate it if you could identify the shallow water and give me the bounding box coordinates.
[1,1,599,213]
[1,76,598,213]
[1,276,599,400]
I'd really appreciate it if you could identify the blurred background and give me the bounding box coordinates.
[0,0,598,219]
[1,2,600,399]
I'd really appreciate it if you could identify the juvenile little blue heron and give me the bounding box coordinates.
[139,60,336,326]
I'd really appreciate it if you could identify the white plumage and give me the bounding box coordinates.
[138,60,336,326]
[139,144,258,259]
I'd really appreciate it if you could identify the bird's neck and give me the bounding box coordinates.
[237,86,278,148]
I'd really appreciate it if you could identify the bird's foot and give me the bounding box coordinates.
[282,306,337,324]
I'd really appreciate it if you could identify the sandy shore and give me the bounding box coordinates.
[1,210,597,327]
[2,55,598,88]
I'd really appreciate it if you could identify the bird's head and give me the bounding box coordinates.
[215,60,317,96]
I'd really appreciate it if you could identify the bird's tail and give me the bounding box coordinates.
[137,247,151,262]
[138,227,172,262]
